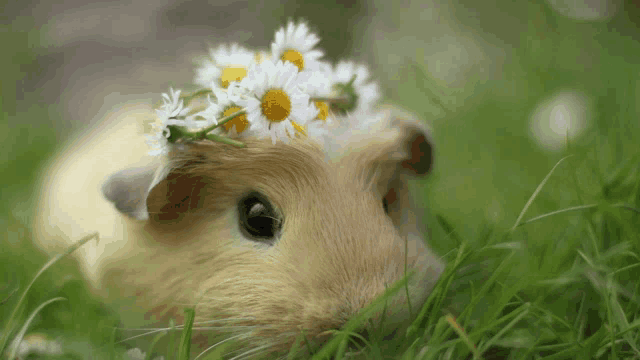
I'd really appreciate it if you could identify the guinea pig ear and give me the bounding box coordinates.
[143,158,210,225]
[381,104,435,177]
[102,161,176,221]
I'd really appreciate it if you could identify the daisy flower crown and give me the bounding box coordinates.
[145,20,382,156]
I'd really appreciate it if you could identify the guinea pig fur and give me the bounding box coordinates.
[32,103,444,357]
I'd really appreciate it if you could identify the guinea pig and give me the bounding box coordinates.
[31,102,444,357]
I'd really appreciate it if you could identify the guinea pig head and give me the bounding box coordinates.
[101,105,444,355]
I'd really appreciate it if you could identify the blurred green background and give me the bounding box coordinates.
[2,0,640,358]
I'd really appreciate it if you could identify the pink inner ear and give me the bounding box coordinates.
[384,187,398,205]
[401,135,432,175]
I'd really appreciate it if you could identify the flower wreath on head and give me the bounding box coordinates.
[145,20,382,156]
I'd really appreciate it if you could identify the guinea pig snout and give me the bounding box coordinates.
[288,228,443,342]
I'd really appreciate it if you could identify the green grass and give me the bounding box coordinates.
[2,2,640,359]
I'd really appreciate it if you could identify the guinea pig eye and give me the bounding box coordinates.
[238,192,281,242]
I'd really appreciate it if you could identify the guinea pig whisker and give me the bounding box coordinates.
[113,326,169,331]
[117,328,169,343]
[113,320,242,332]
[193,333,247,360]
[196,317,258,324]
[227,344,273,360]
[191,326,258,332]
[212,345,270,360]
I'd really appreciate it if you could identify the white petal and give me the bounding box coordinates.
[305,50,324,61]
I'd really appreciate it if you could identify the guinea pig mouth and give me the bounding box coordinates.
[311,327,399,355]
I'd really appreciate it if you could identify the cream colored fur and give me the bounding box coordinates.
[31,103,444,357]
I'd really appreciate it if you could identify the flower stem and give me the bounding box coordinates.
[196,108,247,137]
[330,75,359,113]
[165,108,248,147]
[166,125,196,143]
[346,74,357,87]
[204,133,246,147]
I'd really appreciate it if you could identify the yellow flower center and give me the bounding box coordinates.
[222,106,249,133]
[291,120,307,137]
[219,67,247,88]
[314,101,329,121]
[281,49,304,71]
[261,89,291,123]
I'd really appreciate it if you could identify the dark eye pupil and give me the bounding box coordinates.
[239,192,281,242]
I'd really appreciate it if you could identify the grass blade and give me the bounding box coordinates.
[167,318,176,360]
[478,303,531,355]
[445,314,480,359]
[177,308,195,360]
[510,155,573,231]
[311,271,414,359]
[0,232,98,352]
[6,297,67,360]
[145,330,168,360]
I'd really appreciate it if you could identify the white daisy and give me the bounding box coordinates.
[300,61,332,97]
[332,60,381,114]
[156,87,190,124]
[196,87,251,138]
[271,20,324,72]
[146,88,184,156]
[189,94,219,126]
[194,43,255,89]
[238,59,318,144]
[147,87,212,156]
[254,49,272,64]
[145,121,171,156]
[299,61,334,122]
[323,110,389,158]
[307,115,338,147]
[226,78,249,103]
[158,87,212,131]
